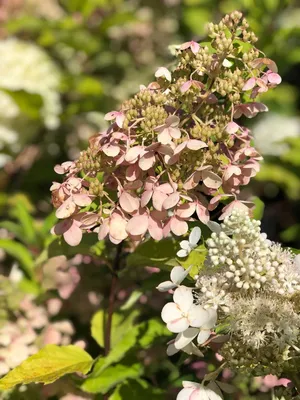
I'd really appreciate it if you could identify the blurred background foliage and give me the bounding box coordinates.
[0,0,300,399]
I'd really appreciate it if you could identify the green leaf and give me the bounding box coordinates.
[2,90,43,119]
[178,244,207,278]
[109,379,165,399]
[0,239,34,277]
[126,239,178,271]
[252,196,265,220]
[91,310,139,349]
[120,290,142,311]
[0,221,23,239]
[138,319,171,348]
[48,233,99,258]
[11,201,37,245]
[82,363,143,394]
[0,345,94,390]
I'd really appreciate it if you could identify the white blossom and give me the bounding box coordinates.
[157,265,192,292]
[177,227,201,258]
[177,381,223,400]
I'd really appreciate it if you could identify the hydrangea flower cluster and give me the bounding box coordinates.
[157,210,300,398]
[51,11,281,246]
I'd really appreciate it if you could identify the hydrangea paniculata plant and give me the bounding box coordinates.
[157,210,300,399]
[50,11,281,246]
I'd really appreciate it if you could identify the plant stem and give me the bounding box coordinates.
[103,243,123,400]
[104,273,118,356]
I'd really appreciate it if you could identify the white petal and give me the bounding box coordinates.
[206,221,221,233]
[177,388,195,400]
[177,249,189,258]
[182,381,202,389]
[173,286,193,312]
[167,317,190,333]
[174,327,199,349]
[161,302,181,323]
[182,342,204,357]
[171,265,192,285]
[202,308,217,329]
[180,240,191,250]
[197,329,211,344]
[167,342,179,356]
[189,227,201,246]
[157,281,177,292]
[188,305,210,328]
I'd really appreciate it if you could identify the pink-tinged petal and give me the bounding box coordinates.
[267,71,282,84]
[171,217,188,236]
[109,234,122,245]
[180,80,193,93]
[141,190,153,207]
[116,113,125,128]
[119,191,140,213]
[139,152,156,171]
[125,146,143,163]
[177,388,195,400]
[174,286,193,312]
[251,57,278,73]
[183,171,202,190]
[102,144,120,157]
[104,111,118,121]
[155,67,172,82]
[163,192,180,210]
[223,165,242,181]
[76,212,98,228]
[167,317,190,333]
[188,306,209,328]
[202,170,222,189]
[174,142,187,155]
[159,183,174,194]
[109,213,128,241]
[126,215,149,236]
[50,182,60,191]
[98,221,109,240]
[161,302,182,323]
[124,180,143,190]
[187,140,208,151]
[153,190,169,211]
[52,219,73,235]
[126,164,140,181]
[157,129,172,144]
[148,214,164,241]
[242,77,256,91]
[197,329,211,344]
[157,280,176,292]
[169,127,181,139]
[157,144,174,156]
[56,198,76,219]
[72,194,92,207]
[190,41,200,54]
[225,122,239,134]
[176,203,196,218]
[196,203,209,224]
[166,115,180,127]
[174,327,199,350]
[63,221,83,246]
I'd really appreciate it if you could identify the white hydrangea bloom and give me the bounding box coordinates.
[0,38,61,129]
[177,227,201,258]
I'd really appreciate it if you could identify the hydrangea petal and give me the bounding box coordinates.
[126,215,148,236]
[161,302,182,323]
[174,327,199,349]
[173,286,193,312]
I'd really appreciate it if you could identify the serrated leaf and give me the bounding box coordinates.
[0,239,34,277]
[82,363,143,394]
[178,244,207,278]
[0,345,94,390]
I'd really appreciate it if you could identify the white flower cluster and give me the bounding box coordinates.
[157,210,300,397]
[0,38,61,131]
[202,210,300,297]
